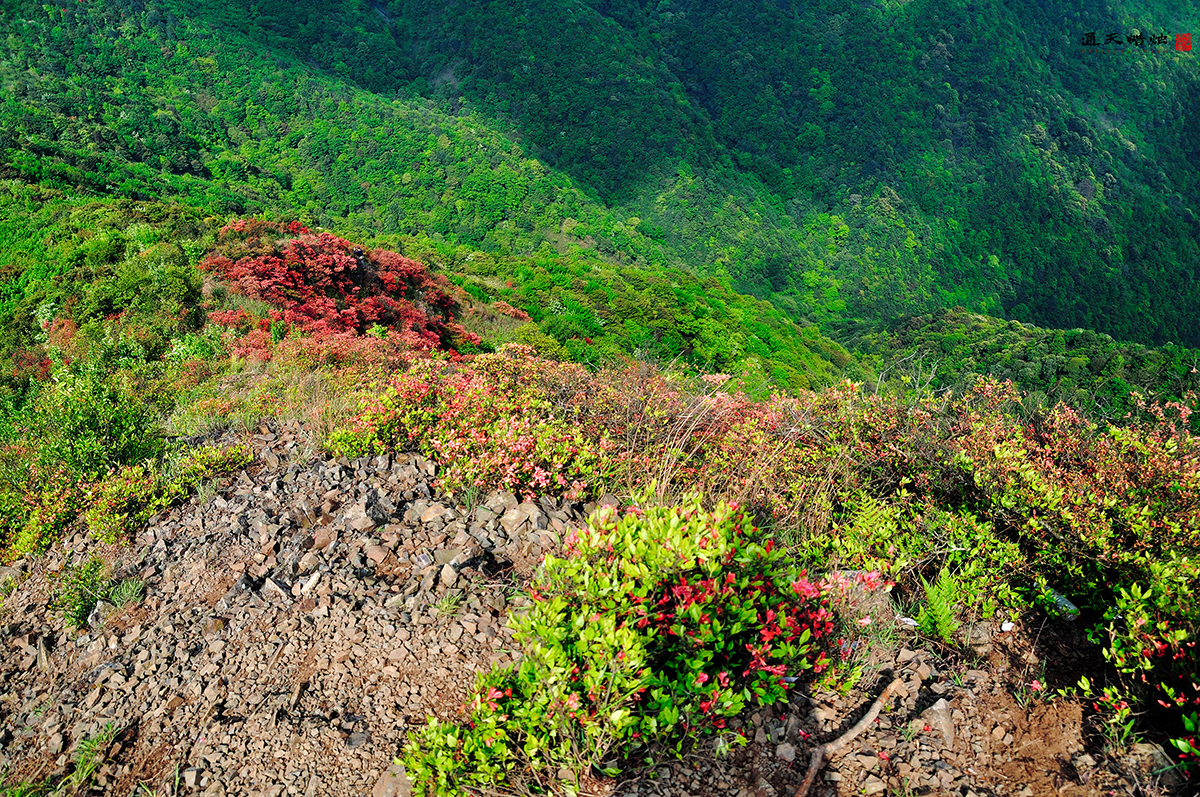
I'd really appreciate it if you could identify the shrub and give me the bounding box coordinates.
[7,463,86,557]
[29,368,162,480]
[402,498,853,795]
[797,498,1022,626]
[51,554,111,628]
[1088,553,1200,740]
[166,327,227,363]
[491,301,531,321]
[1173,713,1199,776]
[330,351,612,500]
[84,443,252,542]
[84,463,170,544]
[272,330,412,373]
[201,220,474,350]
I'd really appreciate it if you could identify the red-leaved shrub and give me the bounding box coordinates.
[202,220,478,355]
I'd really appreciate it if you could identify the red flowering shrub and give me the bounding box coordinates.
[10,349,51,382]
[201,219,476,355]
[45,317,82,361]
[273,330,411,372]
[171,359,212,390]
[404,499,857,794]
[208,308,254,334]
[231,328,273,362]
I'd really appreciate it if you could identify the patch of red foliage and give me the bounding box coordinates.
[11,349,51,382]
[491,301,531,322]
[202,220,479,354]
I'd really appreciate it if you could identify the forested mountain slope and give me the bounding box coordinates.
[351,0,1200,344]
[1,0,1197,347]
[854,308,1200,419]
[2,1,1200,790]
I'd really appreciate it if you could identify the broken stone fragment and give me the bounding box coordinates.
[365,545,391,566]
[371,762,411,797]
[921,698,955,748]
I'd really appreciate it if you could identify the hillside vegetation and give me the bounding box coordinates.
[853,308,1200,421]
[2,0,1198,344]
[1,0,1199,789]
[0,207,1196,790]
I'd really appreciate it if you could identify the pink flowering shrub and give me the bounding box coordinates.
[403,499,854,794]
[329,347,612,500]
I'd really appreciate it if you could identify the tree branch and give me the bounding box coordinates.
[793,677,905,797]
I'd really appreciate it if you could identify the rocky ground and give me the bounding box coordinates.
[0,421,1192,797]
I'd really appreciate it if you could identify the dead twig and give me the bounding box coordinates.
[794,677,905,797]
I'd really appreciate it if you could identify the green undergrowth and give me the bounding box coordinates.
[83,442,252,544]
[49,553,146,628]
[403,498,868,796]
[2,426,252,558]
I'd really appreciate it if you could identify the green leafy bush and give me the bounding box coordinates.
[30,369,162,480]
[1087,553,1200,739]
[166,327,227,364]
[84,443,252,542]
[50,555,111,628]
[1172,712,1199,776]
[170,442,253,486]
[402,498,854,795]
[84,463,169,544]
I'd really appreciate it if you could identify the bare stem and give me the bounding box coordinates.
[794,677,905,797]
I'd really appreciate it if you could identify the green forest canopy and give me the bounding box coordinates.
[0,0,1197,362]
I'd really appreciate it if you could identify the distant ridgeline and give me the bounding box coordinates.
[0,0,1197,349]
[854,309,1200,419]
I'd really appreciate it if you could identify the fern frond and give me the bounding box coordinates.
[918,567,961,644]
